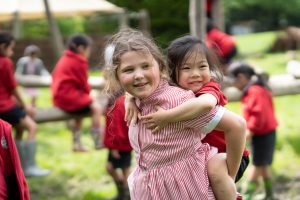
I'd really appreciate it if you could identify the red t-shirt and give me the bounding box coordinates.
[0,56,17,112]
[103,96,132,152]
[242,85,278,135]
[196,81,249,156]
[206,28,236,58]
[0,119,30,200]
[51,50,92,111]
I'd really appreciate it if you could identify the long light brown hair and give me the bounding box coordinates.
[103,28,169,98]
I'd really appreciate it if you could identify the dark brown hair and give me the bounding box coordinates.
[0,31,14,56]
[167,35,223,86]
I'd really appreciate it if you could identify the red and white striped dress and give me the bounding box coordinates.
[128,80,225,200]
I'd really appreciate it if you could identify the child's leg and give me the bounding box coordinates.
[18,116,50,176]
[90,102,103,149]
[71,118,89,152]
[244,165,261,200]
[106,162,124,200]
[122,167,132,200]
[208,153,236,200]
[261,166,273,199]
[19,115,37,140]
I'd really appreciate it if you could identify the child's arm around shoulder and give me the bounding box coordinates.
[124,93,140,126]
[141,93,218,132]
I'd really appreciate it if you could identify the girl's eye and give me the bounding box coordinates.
[122,68,134,73]
[199,64,208,69]
[142,64,150,69]
[181,66,190,70]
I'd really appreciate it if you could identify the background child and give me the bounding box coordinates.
[0,119,30,200]
[131,35,249,199]
[0,31,50,177]
[51,33,103,152]
[104,28,246,199]
[230,63,278,200]
[15,44,49,109]
[206,19,238,75]
[103,94,132,200]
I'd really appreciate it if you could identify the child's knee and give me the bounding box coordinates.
[106,162,114,174]
[208,153,228,183]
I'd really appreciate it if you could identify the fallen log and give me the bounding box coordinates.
[33,107,91,123]
[224,74,300,101]
[16,74,300,104]
[15,75,106,90]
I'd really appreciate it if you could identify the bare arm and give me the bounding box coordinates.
[141,93,217,132]
[12,88,25,109]
[215,110,246,179]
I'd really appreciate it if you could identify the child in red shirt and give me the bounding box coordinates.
[128,35,248,199]
[0,119,30,200]
[206,19,237,74]
[230,63,278,200]
[51,33,103,152]
[103,94,132,200]
[0,31,50,177]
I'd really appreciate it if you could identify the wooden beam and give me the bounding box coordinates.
[224,74,300,101]
[16,75,106,90]
[189,0,206,40]
[33,107,90,123]
[16,74,300,104]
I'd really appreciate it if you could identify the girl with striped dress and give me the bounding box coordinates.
[103,28,246,200]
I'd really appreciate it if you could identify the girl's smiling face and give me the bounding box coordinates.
[177,50,211,93]
[117,51,161,99]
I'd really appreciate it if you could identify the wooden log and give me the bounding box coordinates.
[33,107,90,123]
[16,74,300,104]
[15,75,106,90]
[224,74,300,101]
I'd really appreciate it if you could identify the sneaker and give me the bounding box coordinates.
[73,145,89,152]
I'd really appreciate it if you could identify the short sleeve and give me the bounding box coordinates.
[182,106,225,133]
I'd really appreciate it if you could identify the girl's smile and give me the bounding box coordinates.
[117,51,160,99]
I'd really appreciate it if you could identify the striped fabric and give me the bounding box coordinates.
[128,80,224,200]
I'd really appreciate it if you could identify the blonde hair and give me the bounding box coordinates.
[103,28,169,97]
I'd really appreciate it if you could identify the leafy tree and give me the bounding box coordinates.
[223,0,300,32]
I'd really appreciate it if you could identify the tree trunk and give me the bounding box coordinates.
[43,0,64,60]
[189,0,206,40]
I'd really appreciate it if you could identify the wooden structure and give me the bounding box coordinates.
[16,73,300,123]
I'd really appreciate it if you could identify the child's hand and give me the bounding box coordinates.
[125,95,140,126]
[140,106,169,133]
[111,150,121,159]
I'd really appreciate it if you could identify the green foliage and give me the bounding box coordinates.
[22,17,85,39]
[83,14,120,35]
[57,17,85,36]
[223,0,300,31]
[22,20,50,38]
[108,0,189,48]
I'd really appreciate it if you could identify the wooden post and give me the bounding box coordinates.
[212,0,224,31]
[12,11,22,39]
[189,0,206,40]
[139,9,151,36]
[118,10,129,29]
[43,0,64,60]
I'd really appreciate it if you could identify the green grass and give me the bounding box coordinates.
[236,31,278,56]
[24,31,300,199]
[235,31,290,75]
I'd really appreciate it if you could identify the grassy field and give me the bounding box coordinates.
[24,31,300,199]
